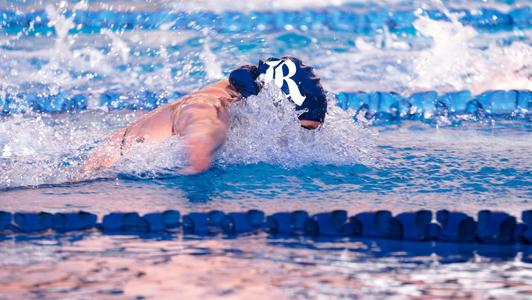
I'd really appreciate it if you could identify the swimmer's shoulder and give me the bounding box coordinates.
[167,80,239,118]
[192,80,240,100]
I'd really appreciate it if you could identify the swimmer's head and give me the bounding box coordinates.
[229,56,327,128]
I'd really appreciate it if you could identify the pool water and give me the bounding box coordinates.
[0,0,531,298]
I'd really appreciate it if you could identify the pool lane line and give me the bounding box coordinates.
[1,89,530,123]
[1,209,531,246]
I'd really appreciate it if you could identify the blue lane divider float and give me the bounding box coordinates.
[336,89,531,122]
[13,212,54,232]
[266,210,309,235]
[351,210,402,239]
[53,212,97,232]
[101,212,148,232]
[0,6,530,36]
[0,90,186,115]
[435,210,476,243]
[182,210,224,234]
[2,209,532,246]
[0,89,530,123]
[304,210,351,236]
[143,210,181,232]
[395,210,435,241]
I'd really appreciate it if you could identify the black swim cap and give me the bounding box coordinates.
[229,57,327,123]
[228,64,260,98]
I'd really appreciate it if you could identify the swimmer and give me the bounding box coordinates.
[83,56,328,174]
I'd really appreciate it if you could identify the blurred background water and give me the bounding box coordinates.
[0,0,531,298]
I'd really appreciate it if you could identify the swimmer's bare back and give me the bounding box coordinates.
[82,80,241,174]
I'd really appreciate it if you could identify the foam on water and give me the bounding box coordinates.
[221,84,377,167]
[409,15,532,93]
[0,111,123,188]
[321,15,532,93]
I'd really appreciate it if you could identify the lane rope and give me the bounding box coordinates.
[1,89,530,122]
[1,209,531,246]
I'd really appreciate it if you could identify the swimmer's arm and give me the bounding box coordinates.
[176,104,229,174]
[82,80,237,174]
[81,128,126,173]
[81,102,176,173]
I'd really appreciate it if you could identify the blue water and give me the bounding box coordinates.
[0,0,531,298]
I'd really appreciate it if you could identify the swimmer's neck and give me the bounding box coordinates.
[221,80,242,104]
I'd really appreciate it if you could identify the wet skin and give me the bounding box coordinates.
[83,80,321,174]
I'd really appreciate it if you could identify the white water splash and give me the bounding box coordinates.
[409,15,532,93]
[320,15,531,94]
[0,112,112,188]
[102,29,130,64]
[45,3,74,48]
[409,15,478,90]
[220,84,377,167]
[112,137,188,178]
[201,39,224,80]
[0,4,194,102]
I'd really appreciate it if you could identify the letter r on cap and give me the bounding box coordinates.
[263,59,306,106]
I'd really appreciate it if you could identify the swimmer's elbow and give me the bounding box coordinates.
[184,142,214,174]
[183,129,225,174]
[189,160,211,174]
[181,156,212,175]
